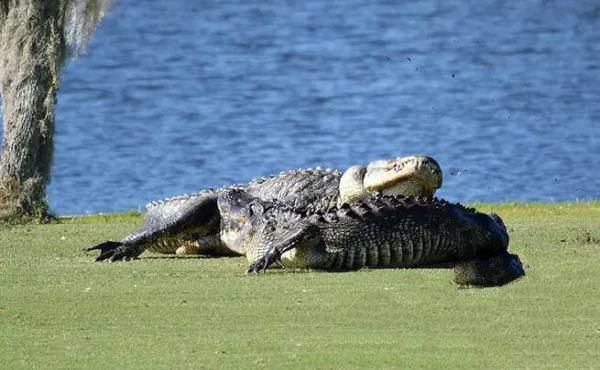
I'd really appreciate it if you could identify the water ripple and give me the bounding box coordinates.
[1,0,598,214]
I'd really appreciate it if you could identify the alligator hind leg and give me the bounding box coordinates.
[85,240,144,262]
[85,241,123,262]
[453,252,525,287]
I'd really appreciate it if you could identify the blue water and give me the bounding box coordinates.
[1,0,599,214]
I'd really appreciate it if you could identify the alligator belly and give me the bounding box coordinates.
[146,234,241,256]
[280,248,330,269]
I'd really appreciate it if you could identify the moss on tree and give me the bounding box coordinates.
[0,0,110,222]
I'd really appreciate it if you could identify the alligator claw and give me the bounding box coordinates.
[246,258,267,274]
[246,262,262,274]
[246,248,283,274]
[85,241,135,262]
[85,240,120,253]
[274,259,286,269]
[85,241,121,261]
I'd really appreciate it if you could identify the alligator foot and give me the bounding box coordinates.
[85,241,135,262]
[247,248,285,274]
[453,252,525,287]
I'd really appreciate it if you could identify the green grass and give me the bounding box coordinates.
[1,202,599,369]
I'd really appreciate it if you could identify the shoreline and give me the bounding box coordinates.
[55,199,600,220]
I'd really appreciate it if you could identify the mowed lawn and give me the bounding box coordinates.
[1,203,599,369]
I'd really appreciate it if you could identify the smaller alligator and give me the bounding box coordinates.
[217,190,525,286]
[86,155,443,262]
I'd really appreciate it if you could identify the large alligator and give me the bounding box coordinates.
[87,155,443,262]
[218,190,525,286]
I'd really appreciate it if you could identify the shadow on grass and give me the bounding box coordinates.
[416,262,455,269]
[141,254,237,260]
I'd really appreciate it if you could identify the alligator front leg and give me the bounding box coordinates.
[246,221,320,274]
[246,247,286,273]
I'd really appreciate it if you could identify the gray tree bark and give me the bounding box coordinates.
[0,1,65,220]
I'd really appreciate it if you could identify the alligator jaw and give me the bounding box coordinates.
[362,155,443,197]
[338,165,368,204]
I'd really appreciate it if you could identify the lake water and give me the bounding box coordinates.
[1,0,599,215]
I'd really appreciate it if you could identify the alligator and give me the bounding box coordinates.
[86,155,443,262]
[217,189,525,286]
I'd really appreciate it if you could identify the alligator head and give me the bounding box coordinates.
[217,189,307,262]
[338,155,443,204]
[217,189,261,255]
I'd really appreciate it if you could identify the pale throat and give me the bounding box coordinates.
[338,165,367,205]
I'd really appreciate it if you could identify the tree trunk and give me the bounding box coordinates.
[0,1,65,220]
